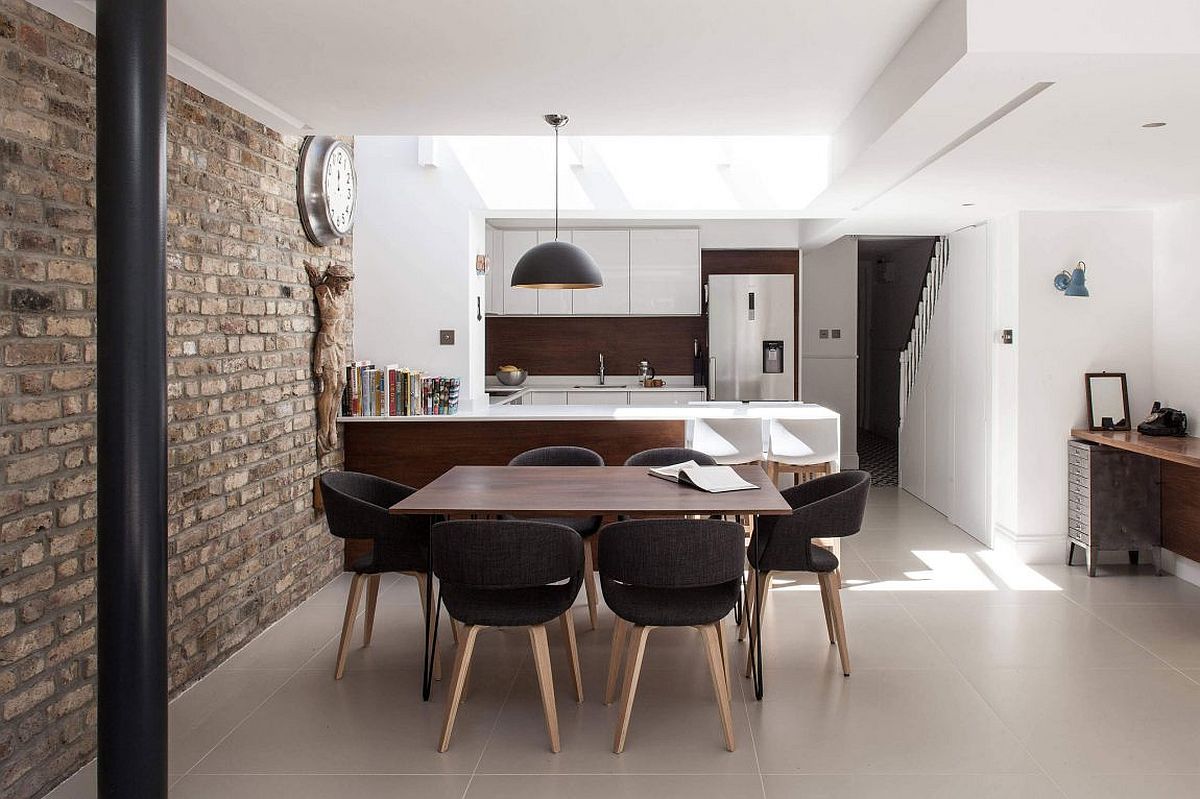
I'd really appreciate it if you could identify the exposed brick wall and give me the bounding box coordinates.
[0,2,350,796]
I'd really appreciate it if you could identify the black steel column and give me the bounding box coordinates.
[95,1,168,797]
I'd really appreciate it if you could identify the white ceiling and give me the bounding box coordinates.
[32,0,1200,243]
[41,0,940,135]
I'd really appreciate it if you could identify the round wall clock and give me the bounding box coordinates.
[297,136,356,246]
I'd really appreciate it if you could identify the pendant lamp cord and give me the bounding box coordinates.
[553,125,559,241]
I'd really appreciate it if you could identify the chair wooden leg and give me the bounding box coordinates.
[744,571,770,678]
[715,616,731,701]
[605,617,630,705]
[559,611,584,703]
[334,573,366,680]
[438,624,481,752]
[415,573,442,681]
[699,623,736,752]
[613,625,651,754]
[827,572,851,676]
[583,542,599,631]
[362,574,381,647]
[529,624,561,753]
[817,571,836,645]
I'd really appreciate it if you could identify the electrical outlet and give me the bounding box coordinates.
[1001,328,1014,344]
[831,328,842,339]
[439,329,455,345]
[819,329,829,339]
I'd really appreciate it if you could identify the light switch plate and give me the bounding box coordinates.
[439,329,455,345]
[819,329,829,339]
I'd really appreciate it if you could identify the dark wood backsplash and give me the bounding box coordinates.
[486,316,706,375]
[487,250,799,377]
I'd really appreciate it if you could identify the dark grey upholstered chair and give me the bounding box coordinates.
[432,519,585,754]
[622,447,718,468]
[598,518,744,753]
[505,446,605,630]
[319,471,445,681]
[742,470,870,678]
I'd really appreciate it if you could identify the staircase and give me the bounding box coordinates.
[898,236,950,431]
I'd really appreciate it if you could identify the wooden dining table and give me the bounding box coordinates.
[390,464,793,701]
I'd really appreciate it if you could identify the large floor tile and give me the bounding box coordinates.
[964,666,1200,778]
[749,599,944,671]
[474,664,759,774]
[42,761,95,799]
[1085,604,1200,668]
[762,773,1066,798]
[905,601,1162,669]
[1056,774,1200,799]
[171,774,470,799]
[466,774,764,799]
[866,550,1071,606]
[169,668,294,774]
[221,602,348,670]
[193,667,513,774]
[305,596,467,676]
[748,668,1038,775]
[1035,563,1200,606]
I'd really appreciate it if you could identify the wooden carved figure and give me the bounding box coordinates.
[306,261,353,454]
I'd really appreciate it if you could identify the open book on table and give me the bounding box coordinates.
[646,461,759,493]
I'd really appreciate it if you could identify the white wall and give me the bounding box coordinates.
[1008,211,1154,561]
[1152,199,1200,584]
[899,225,991,544]
[353,137,487,403]
[697,220,801,250]
[801,237,858,467]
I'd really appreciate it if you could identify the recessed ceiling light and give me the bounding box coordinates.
[1142,121,1167,128]
[961,202,975,207]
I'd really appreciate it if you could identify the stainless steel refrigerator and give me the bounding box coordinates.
[706,274,795,401]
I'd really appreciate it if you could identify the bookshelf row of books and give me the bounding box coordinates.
[340,362,461,416]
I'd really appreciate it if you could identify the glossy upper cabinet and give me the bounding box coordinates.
[536,229,573,315]
[501,229,539,315]
[629,228,700,315]
[569,229,630,315]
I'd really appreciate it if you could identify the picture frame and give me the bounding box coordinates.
[1084,372,1130,432]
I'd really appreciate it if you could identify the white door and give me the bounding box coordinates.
[502,229,539,315]
[536,230,574,315]
[629,228,700,315]
[570,229,630,315]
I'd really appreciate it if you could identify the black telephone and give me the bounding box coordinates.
[1137,402,1189,437]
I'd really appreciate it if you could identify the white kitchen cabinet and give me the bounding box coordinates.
[525,390,568,405]
[567,391,629,406]
[501,229,539,315]
[536,230,574,315]
[486,227,504,314]
[629,228,700,315]
[628,389,707,406]
[569,229,630,315]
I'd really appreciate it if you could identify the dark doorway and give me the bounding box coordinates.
[856,237,937,485]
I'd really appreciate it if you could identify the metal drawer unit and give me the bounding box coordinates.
[1067,439,1161,576]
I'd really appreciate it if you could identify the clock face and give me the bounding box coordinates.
[323,143,355,235]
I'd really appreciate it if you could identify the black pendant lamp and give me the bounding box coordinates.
[510,114,603,290]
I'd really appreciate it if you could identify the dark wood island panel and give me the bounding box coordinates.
[340,419,686,567]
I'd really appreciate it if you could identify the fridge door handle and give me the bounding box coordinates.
[708,355,716,398]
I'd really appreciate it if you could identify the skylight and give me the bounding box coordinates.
[444,135,829,213]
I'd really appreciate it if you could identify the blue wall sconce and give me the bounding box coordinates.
[1054,261,1089,297]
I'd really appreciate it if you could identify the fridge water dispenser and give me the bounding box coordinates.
[762,340,784,374]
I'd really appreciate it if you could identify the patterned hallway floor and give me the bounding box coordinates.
[857,428,898,486]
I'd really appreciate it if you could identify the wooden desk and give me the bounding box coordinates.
[1071,429,1200,563]
[390,464,792,517]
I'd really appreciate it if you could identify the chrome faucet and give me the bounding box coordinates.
[598,352,605,385]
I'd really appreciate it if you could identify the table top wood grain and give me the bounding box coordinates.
[1071,428,1200,469]
[389,465,793,517]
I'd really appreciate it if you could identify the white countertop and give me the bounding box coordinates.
[338,402,838,423]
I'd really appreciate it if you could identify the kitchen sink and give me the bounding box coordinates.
[572,384,628,389]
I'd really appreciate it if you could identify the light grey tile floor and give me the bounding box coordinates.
[46,488,1200,798]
